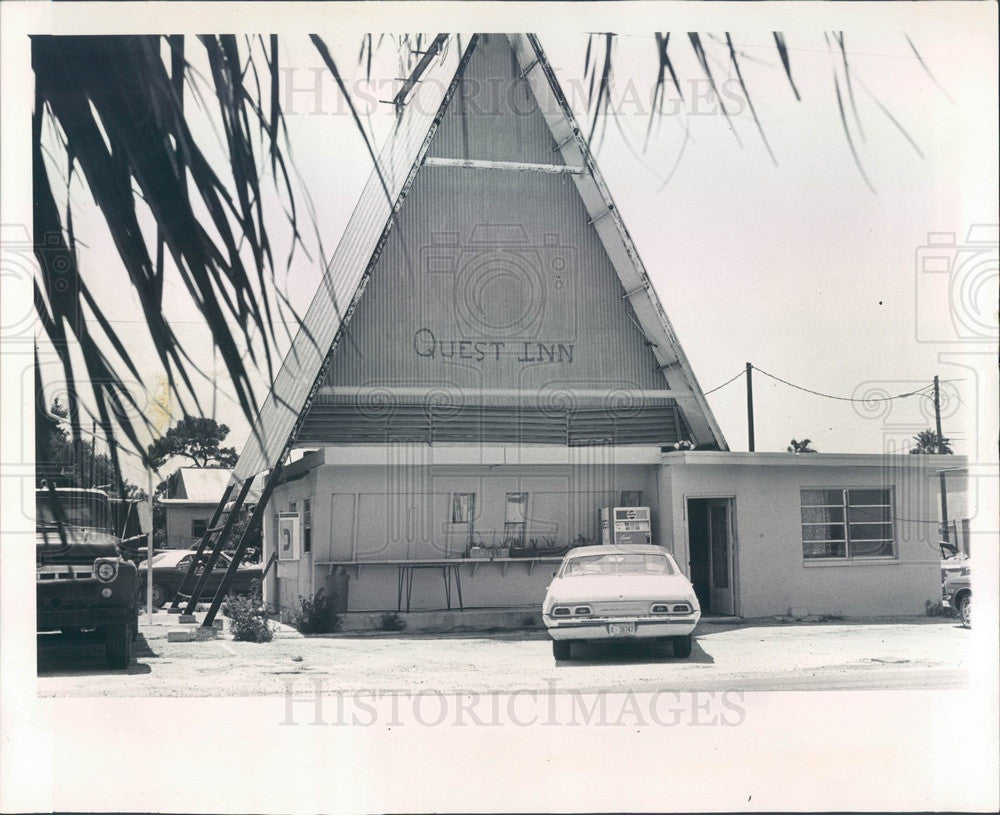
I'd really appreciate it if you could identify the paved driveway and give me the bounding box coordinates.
[36,617,971,697]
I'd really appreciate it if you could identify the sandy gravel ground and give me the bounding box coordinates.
[36,617,971,697]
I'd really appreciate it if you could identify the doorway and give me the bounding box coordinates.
[686,497,737,616]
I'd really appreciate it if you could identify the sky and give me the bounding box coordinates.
[35,11,999,489]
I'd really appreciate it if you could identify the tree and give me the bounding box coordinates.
[909,429,953,454]
[787,438,817,454]
[37,398,145,497]
[146,417,238,469]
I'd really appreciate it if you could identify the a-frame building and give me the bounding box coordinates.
[244,33,725,478]
[182,34,948,624]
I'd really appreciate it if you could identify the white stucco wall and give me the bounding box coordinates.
[261,448,960,620]
[660,453,959,618]
[263,445,662,615]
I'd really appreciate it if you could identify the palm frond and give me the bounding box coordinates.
[310,34,392,202]
[832,70,877,195]
[772,32,801,101]
[687,33,743,148]
[904,33,954,103]
[725,33,777,166]
[33,34,300,477]
[833,32,865,143]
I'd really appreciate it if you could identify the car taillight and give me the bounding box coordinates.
[552,606,571,617]
[651,602,693,614]
[94,558,118,583]
[573,606,592,616]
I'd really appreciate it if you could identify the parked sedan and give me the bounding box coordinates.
[942,559,971,628]
[137,549,262,608]
[543,544,701,660]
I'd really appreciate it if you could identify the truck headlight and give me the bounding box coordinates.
[94,559,118,583]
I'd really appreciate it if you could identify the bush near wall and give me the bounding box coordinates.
[294,588,342,635]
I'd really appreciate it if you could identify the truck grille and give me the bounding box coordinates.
[36,565,93,581]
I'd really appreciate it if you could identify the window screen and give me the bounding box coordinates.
[801,488,894,559]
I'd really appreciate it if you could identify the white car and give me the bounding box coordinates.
[543,544,701,660]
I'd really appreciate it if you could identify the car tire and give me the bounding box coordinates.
[958,593,971,628]
[672,634,693,658]
[151,583,170,609]
[552,640,572,660]
[105,621,132,669]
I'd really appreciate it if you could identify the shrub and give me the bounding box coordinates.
[925,599,948,617]
[380,612,406,631]
[223,589,273,643]
[294,588,342,634]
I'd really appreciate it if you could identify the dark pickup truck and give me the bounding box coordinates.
[36,487,140,668]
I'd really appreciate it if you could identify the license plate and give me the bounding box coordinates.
[607,622,637,637]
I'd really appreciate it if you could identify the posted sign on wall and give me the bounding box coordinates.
[277,512,300,561]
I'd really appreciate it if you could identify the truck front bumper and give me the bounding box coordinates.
[36,576,137,632]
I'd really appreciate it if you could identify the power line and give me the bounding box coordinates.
[702,365,960,403]
[703,368,745,395]
[750,365,958,403]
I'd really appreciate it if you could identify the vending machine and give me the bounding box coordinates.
[599,507,652,546]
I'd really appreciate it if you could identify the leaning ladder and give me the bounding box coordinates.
[175,325,340,627]
[171,466,288,627]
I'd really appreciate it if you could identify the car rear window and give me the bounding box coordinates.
[562,553,675,577]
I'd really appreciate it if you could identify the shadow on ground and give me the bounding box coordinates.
[556,637,714,666]
[37,630,155,677]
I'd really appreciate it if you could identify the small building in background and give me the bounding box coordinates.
[159,468,233,550]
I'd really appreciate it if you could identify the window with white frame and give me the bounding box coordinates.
[800,488,895,560]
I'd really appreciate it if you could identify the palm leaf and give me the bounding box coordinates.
[725,33,777,165]
[33,34,300,479]
[773,32,801,101]
[687,33,743,148]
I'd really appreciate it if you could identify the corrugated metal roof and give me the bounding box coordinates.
[232,33,727,487]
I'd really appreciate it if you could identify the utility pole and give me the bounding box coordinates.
[934,374,950,542]
[90,420,97,487]
[746,362,755,452]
